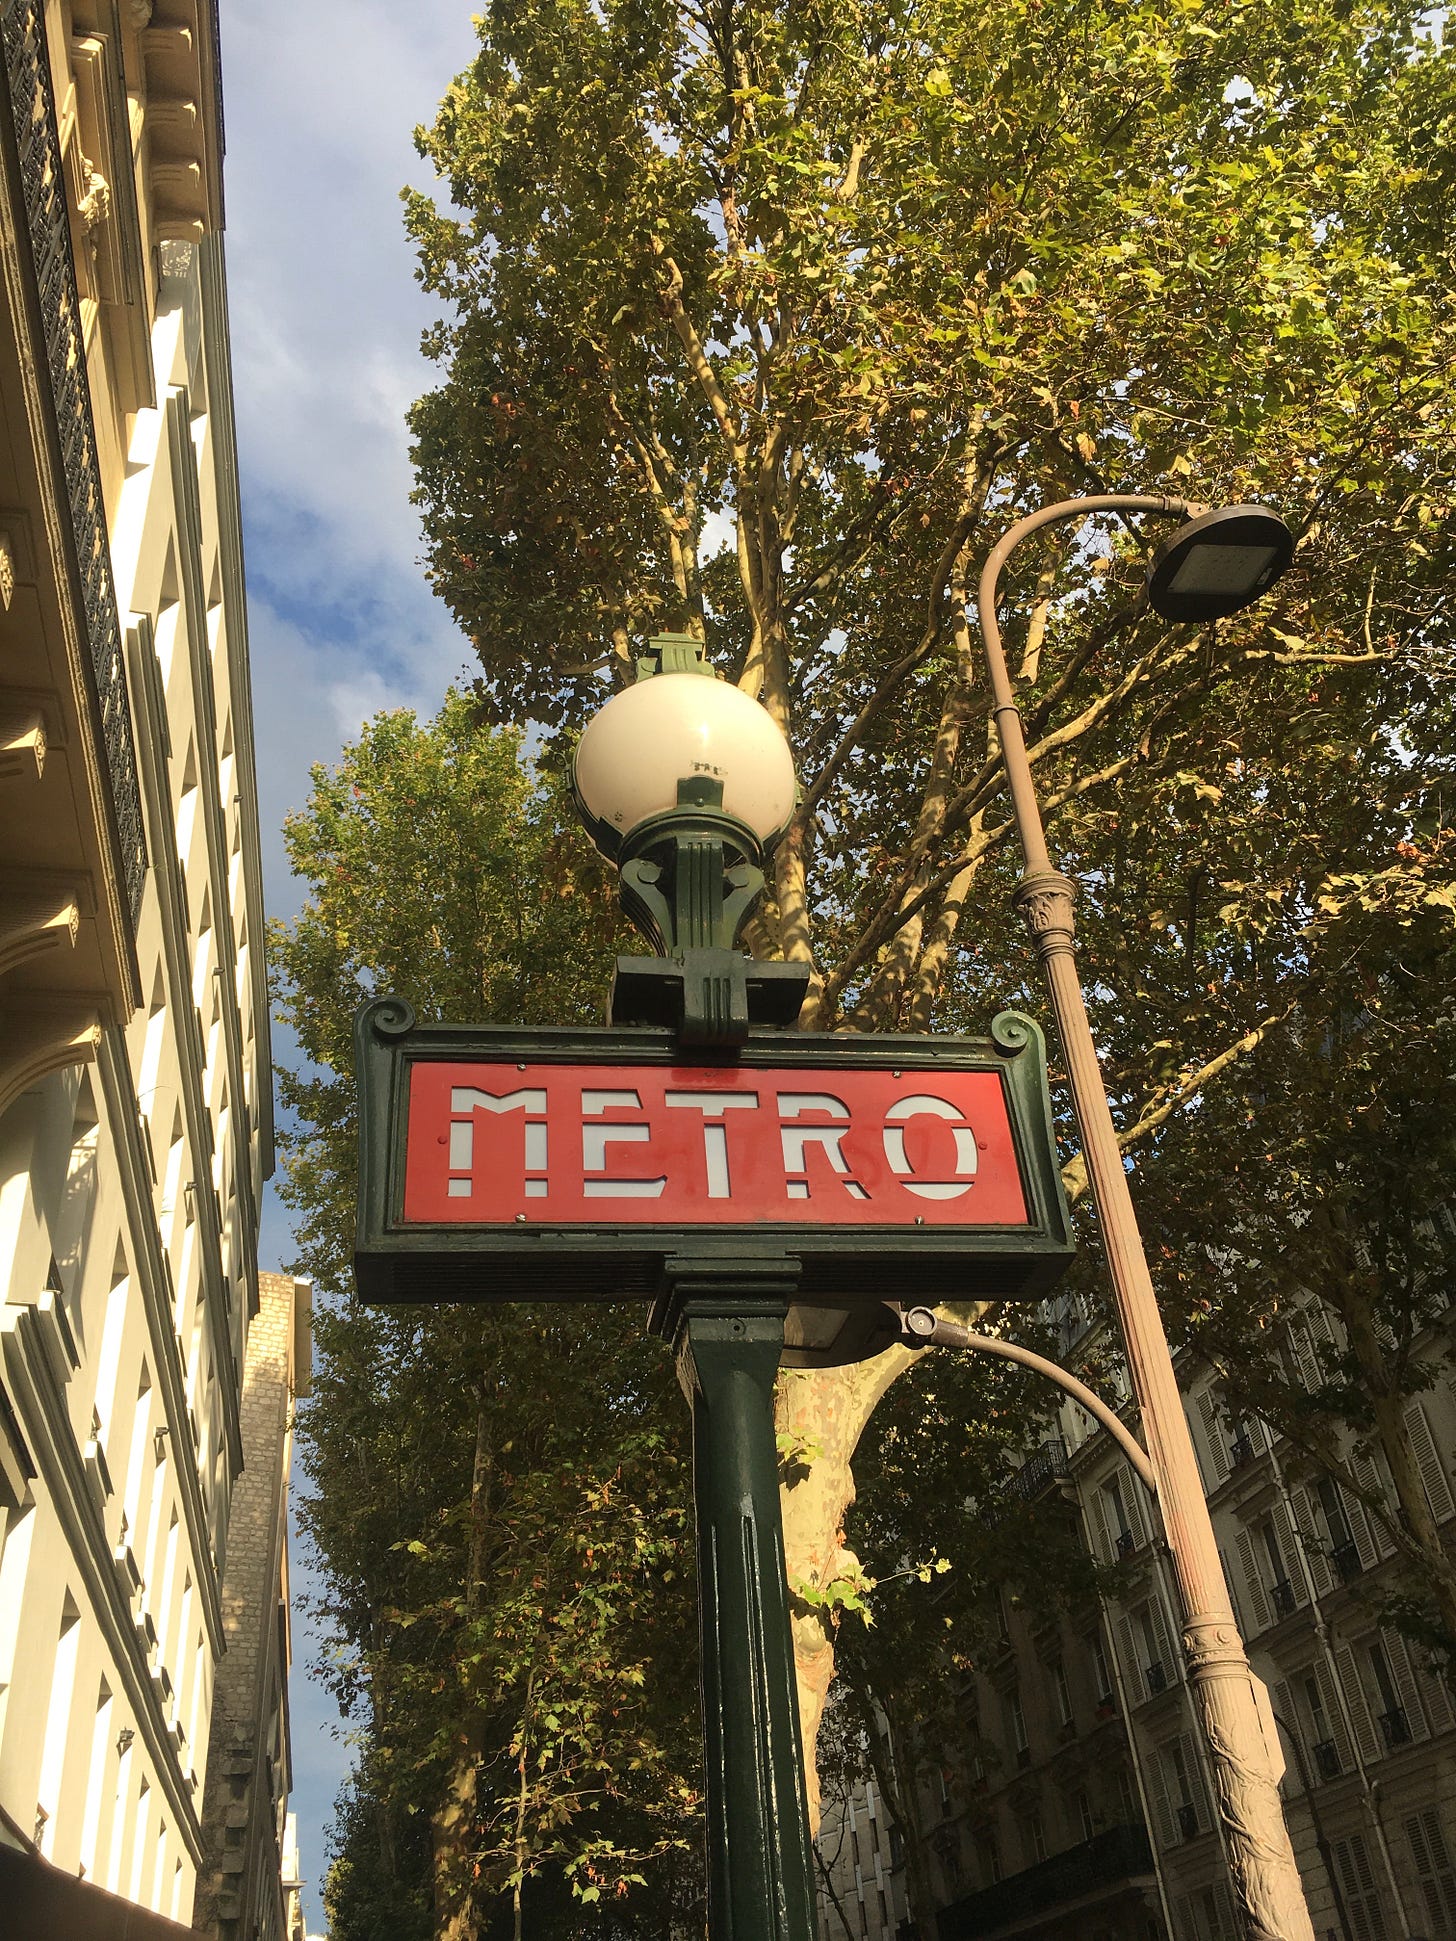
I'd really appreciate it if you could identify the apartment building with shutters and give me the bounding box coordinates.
[818,1285,1456,1941]
[0,2,295,1936]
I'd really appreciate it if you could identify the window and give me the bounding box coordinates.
[1053,1658,1073,1725]
[1135,1599,1171,1693]
[1167,1737,1200,1838]
[1022,1811,1045,1864]
[1259,1517,1297,1617]
[1008,1688,1029,1762]
[1104,1475,1133,1554]
[1075,1789,1095,1841]
[1089,1629,1113,1706]
[1367,1640,1412,1748]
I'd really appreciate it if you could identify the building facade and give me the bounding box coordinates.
[818,1292,1456,1941]
[0,1,290,1933]
[193,1271,310,1941]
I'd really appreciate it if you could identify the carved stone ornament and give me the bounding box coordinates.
[0,530,14,608]
[1182,1612,1250,1679]
[76,157,110,232]
[0,875,83,977]
[128,0,153,24]
[1015,868,1077,940]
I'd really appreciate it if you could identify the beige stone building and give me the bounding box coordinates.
[818,1291,1456,1941]
[0,2,301,1934]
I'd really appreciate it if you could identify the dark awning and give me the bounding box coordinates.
[0,1840,198,1941]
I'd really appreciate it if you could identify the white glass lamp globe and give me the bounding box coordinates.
[574,673,797,848]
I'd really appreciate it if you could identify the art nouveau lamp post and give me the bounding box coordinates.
[573,632,819,1941]
[976,495,1315,1941]
[573,631,812,1047]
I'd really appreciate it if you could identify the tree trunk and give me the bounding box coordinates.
[432,1390,493,1939]
[775,1348,918,1832]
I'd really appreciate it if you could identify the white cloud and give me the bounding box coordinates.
[224,13,489,1913]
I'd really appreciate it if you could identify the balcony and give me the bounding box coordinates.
[1312,1739,1342,1782]
[1176,1803,1200,1842]
[936,1824,1156,1940]
[1378,1707,1411,1750]
[1115,1530,1136,1558]
[1270,1578,1297,1618]
[1229,1432,1255,1470]
[1331,1539,1361,1583]
[1144,1660,1168,1695]
[1008,1440,1071,1505]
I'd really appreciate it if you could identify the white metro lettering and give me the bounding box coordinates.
[581,1089,666,1198]
[882,1093,978,1200]
[448,1087,548,1199]
[777,1093,868,1201]
[664,1091,759,1199]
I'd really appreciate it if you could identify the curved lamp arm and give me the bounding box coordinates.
[901,1306,1156,1495]
[974,492,1192,883]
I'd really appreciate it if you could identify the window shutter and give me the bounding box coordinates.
[1146,1742,1176,1849]
[1273,1676,1299,1795]
[1272,1500,1305,1604]
[1235,1528,1271,1634]
[1306,1302,1341,1353]
[1402,1399,1455,1522]
[1211,1881,1238,1938]
[1116,1613,1145,1705]
[1123,1463,1148,1546]
[1217,1546,1245,1635]
[1415,1652,1456,1732]
[1348,1452,1392,1561]
[1315,1659,1354,1775]
[1331,1834,1388,1941]
[1091,1485,1113,1565]
[1335,1643,1380,1767]
[1383,1630,1429,1742]
[1150,1590,1178,1683]
[1196,1390,1230,1486]
[1406,1809,1456,1935]
[1288,1318,1322,1392]
[1292,1489,1333,1595]
[1179,1730,1211,1831]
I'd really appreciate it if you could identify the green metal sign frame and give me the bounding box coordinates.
[353,997,1074,1305]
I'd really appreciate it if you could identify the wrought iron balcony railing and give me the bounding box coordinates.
[1008,1439,1071,1505]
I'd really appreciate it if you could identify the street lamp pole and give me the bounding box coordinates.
[976,493,1315,1941]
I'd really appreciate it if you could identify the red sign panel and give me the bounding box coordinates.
[402,1061,1029,1229]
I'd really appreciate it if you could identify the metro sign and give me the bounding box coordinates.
[354,999,1074,1305]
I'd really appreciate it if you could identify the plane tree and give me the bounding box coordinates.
[401,0,1455,1845]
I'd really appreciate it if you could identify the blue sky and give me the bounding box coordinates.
[223,3,483,1927]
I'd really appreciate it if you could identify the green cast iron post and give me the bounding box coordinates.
[657,1261,820,1941]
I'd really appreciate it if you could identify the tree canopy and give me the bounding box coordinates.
[272,701,705,1938]
[401,0,1456,1854]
